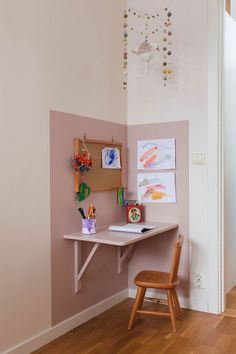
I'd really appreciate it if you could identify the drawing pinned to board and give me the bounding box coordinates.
[137,172,176,203]
[102,147,121,169]
[137,139,175,170]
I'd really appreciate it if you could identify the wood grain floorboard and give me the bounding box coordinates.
[33,299,236,354]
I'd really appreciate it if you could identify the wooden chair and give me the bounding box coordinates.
[128,234,184,333]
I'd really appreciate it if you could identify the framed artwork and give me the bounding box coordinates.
[137,139,176,170]
[137,172,176,203]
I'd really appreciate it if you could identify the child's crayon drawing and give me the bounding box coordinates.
[102,147,121,169]
[137,172,176,203]
[137,139,175,170]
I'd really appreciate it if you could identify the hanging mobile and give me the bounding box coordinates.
[124,6,174,85]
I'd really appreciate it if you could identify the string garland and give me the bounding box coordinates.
[123,5,173,88]
[123,9,128,90]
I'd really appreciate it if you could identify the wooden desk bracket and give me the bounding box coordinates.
[74,241,136,293]
[117,244,136,274]
[74,240,100,293]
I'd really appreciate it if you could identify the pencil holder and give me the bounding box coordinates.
[82,219,96,235]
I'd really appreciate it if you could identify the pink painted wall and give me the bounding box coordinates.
[50,114,189,324]
[50,111,128,325]
[127,121,189,298]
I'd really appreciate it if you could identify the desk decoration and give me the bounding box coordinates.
[125,200,143,223]
[87,203,96,219]
[78,205,96,235]
[137,172,176,203]
[137,139,176,170]
[123,6,173,87]
[82,219,96,235]
[78,207,86,219]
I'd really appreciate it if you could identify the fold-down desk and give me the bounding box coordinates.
[64,222,178,293]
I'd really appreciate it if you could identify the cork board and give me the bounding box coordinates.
[74,138,123,192]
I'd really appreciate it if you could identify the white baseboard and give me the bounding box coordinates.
[128,288,209,313]
[3,289,128,354]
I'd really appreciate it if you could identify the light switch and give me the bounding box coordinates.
[192,152,206,165]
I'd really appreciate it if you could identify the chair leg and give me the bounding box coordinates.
[128,287,146,330]
[137,287,146,310]
[167,290,176,332]
[171,291,177,317]
[172,289,182,318]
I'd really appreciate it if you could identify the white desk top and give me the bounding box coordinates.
[64,222,178,246]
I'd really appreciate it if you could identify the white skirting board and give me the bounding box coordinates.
[3,289,128,354]
[128,288,209,313]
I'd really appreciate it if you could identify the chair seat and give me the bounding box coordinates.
[134,270,179,289]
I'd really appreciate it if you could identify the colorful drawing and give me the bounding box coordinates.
[137,139,175,170]
[137,172,176,203]
[102,147,121,169]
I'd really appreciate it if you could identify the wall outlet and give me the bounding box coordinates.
[193,273,206,289]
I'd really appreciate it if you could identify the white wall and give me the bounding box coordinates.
[0,2,51,350]
[223,12,236,294]
[0,1,125,352]
[231,0,236,21]
[127,0,221,312]
[207,0,222,313]
[127,0,208,126]
[47,0,126,124]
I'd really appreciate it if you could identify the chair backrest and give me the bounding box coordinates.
[169,234,184,284]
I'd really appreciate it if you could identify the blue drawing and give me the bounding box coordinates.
[102,148,121,169]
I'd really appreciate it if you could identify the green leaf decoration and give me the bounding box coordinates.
[76,182,91,202]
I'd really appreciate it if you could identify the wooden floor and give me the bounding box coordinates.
[223,285,236,318]
[33,299,236,354]
[226,286,236,309]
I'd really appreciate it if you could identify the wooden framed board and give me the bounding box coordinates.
[74,138,123,192]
